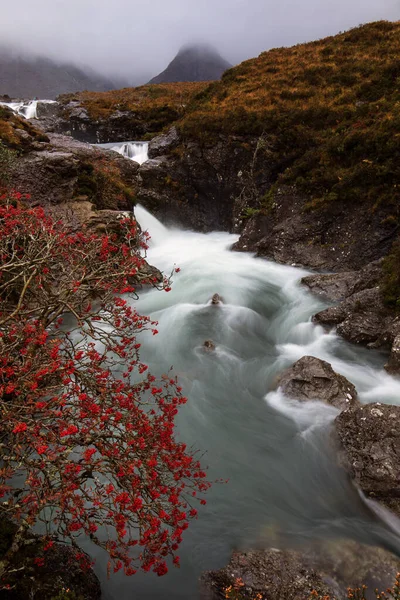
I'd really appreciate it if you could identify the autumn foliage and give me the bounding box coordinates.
[0,191,210,581]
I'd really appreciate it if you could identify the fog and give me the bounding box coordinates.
[1,0,399,83]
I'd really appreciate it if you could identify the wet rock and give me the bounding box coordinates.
[233,181,399,272]
[203,340,216,352]
[335,403,400,515]
[386,334,400,374]
[148,126,179,159]
[278,356,359,411]
[200,548,336,600]
[137,132,262,232]
[200,542,400,600]
[36,101,59,119]
[303,262,400,375]
[11,132,137,210]
[301,261,383,301]
[211,293,223,305]
[0,519,101,600]
[313,287,393,347]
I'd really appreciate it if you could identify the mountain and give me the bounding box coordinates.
[0,49,129,99]
[148,43,232,84]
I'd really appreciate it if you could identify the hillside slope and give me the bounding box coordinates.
[134,21,400,303]
[51,82,210,142]
[179,20,400,213]
[149,44,231,84]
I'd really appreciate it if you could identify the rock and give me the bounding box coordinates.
[11,132,138,211]
[36,97,176,144]
[210,293,223,305]
[203,340,216,352]
[200,542,400,600]
[0,518,101,600]
[335,403,400,515]
[313,288,393,346]
[233,181,399,272]
[386,334,400,374]
[200,548,335,600]
[148,127,179,159]
[36,101,59,119]
[278,356,359,411]
[137,132,265,232]
[303,262,400,375]
[301,261,383,302]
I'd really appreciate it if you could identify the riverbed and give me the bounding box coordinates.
[89,205,400,600]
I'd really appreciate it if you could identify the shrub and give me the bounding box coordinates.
[0,192,210,585]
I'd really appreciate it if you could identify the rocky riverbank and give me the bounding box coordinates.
[200,541,400,600]
[0,518,101,600]
[201,356,400,599]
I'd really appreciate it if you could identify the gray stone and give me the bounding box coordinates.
[148,126,179,159]
[278,356,359,411]
[335,403,400,515]
[210,293,223,305]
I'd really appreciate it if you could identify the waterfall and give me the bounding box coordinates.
[0,99,56,119]
[97,141,149,165]
[0,100,38,119]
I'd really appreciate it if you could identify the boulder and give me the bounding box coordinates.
[335,403,400,515]
[278,356,359,411]
[210,293,223,305]
[200,542,400,600]
[0,518,101,600]
[301,261,383,302]
[303,261,400,375]
[11,132,138,211]
[386,334,400,374]
[148,126,179,159]
[313,287,392,346]
[200,548,335,600]
[203,340,216,352]
[36,101,59,119]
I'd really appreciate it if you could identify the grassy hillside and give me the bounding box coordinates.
[60,82,210,134]
[180,21,400,212]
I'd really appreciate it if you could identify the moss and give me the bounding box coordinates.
[74,159,136,211]
[382,238,400,309]
[241,207,260,219]
[259,187,277,213]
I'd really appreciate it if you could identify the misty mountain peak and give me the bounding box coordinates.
[149,43,232,84]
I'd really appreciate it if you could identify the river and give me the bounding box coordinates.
[89,205,400,600]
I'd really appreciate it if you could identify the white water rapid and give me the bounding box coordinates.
[88,206,400,600]
[0,99,56,119]
[97,141,149,165]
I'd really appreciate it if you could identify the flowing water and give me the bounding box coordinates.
[0,99,56,119]
[88,206,400,600]
[97,141,149,165]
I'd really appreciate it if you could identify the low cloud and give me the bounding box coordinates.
[0,0,398,82]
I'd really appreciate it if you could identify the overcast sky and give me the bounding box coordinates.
[1,0,399,83]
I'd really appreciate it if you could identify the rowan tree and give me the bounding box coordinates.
[0,191,210,583]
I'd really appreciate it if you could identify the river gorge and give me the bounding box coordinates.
[78,206,400,600]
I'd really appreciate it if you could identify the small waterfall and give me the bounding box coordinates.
[0,100,37,119]
[97,141,149,165]
[0,99,57,120]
